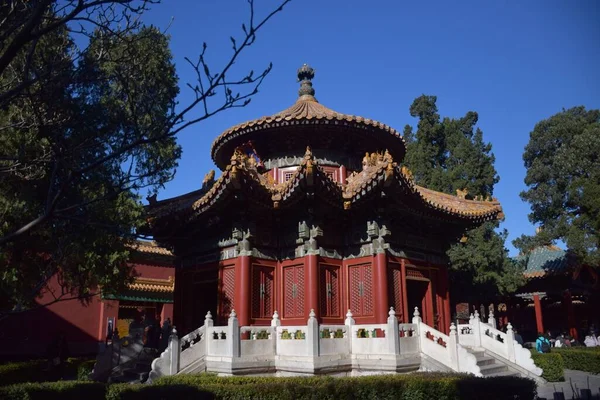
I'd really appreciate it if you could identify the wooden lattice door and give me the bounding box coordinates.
[218,266,235,322]
[282,264,304,319]
[251,265,274,319]
[348,263,373,317]
[320,265,340,318]
[388,263,403,321]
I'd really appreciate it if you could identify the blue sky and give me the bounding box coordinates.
[142,0,600,255]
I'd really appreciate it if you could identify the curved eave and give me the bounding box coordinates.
[210,99,406,170]
[147,158,502,233]
[275,156,344,210]
[147,164,273,233]
[344,164,503,223]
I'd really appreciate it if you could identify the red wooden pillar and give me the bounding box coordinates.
[305,254,319,318]
[533,293,544,334]
[400,259,409,323]
[439,267,451,334]
[374,252,390,324]
[563,291,578,340]
[424,279,434,326]
[339,165,347,184]
[236,255,252,326]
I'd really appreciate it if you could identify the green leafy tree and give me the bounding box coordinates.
[515,107,600,266]
[0,0,291,313]
[404,95,524,302]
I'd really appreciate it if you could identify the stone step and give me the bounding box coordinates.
[486,370,520,378]
[135,362,152,372]
[474,356,496,366]
[479,363,508,376]
[110,374,139,384]
[123,368,149,382]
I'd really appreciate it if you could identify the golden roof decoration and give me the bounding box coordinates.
[130,241,173,256]
[128,276,174,293]
[210,64,406,169]
[146,148,502,227]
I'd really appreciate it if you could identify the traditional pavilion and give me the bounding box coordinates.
[506,245,600,341]
[145,65,503,337]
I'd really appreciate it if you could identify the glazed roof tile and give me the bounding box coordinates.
[130,240,173,256]
[127,276,174,293]
[210,95,405,166]
[517,246,570,279]
[146,150,503,228]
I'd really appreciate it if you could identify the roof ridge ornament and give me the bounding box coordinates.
[297,63,317,101]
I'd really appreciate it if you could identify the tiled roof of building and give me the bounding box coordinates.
[517,246,570,279]
[147,147,503,227]
[127,276,174,293]
[210,64,406,169]
[130,241,173,256]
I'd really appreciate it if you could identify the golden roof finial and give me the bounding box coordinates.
[297,64,317,101]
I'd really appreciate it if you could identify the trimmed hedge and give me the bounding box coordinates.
[0,358,95,386]
[531,353,565,381]
[554,348,600,374]
[0,381,106,400]
[0,372,538,400]
[0,360,47,386]
[107,373,537,400]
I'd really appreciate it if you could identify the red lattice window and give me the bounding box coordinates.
[283,264,304,318]
[320,265,340,318]
[219,266,235,320]
[284,172,294,182]
[406,267,426,280]
[251,265,274,319]
[348,263,373,317]
[388,263,403,320]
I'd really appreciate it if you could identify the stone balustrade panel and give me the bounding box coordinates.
[240,327,276,357]
[418,322,450,365]
[276,326,308,356]
[351,324,387,355]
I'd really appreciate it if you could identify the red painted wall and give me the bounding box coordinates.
[0,274,104,358]
[0,261,174,359]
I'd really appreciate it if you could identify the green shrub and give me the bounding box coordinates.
[0,381,106,400]
[0,360,47,386]
[75,360,96,381]
[145,373,535,400]
[554,348,600,374]
[531,352,565,382]
[0,357,96,386]
[1,373,538,400]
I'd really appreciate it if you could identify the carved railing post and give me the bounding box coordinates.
[487,308,496,329]
[271,311,281,327]
[471,311,482,347]
[169,327,180,375]
[412,306,422,324]
[345,310,355,353]
[387,307,400,354]
[228,310,240,358]
[505,322,516,362]
[345,309,355,326]
[204,311,214,328]
[448,323,459,370]
[412,307,422,351]
[307,309,319,357]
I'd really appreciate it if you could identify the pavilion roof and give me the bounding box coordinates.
[517,246,571,280]
[146,147,503,231]
[210,64,406,170]
[127,276,174,293]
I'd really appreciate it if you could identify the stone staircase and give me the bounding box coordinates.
[109,348,158,384]
[467,348,519,378]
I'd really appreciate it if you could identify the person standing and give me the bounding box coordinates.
[536,332,551,353]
